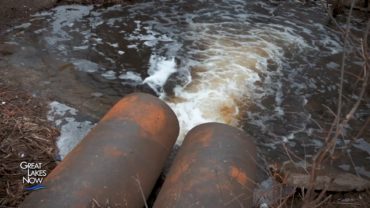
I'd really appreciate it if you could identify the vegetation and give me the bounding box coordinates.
[0,82,59,207]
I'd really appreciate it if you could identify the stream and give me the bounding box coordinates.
[0,0,369,182]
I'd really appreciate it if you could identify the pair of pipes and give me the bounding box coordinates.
[21,93,256,208]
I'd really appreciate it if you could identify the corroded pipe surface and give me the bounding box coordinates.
[153,122,256,208]
[21,93,179,208]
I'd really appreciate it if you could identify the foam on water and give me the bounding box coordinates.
[47,101,94,159]
[141,19,324,143]
[72,59,100,73]
[7,1,368,174]
[159,41,268,142]
[119,71,142,81]
[101,70,117,80]
[41,5,94,45]
[143,55,177,94]
[58,0,345,145]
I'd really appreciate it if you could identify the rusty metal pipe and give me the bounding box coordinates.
[21,93,179,208]
[153,122,256,208]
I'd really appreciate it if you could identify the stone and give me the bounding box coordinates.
[279,161,370,192]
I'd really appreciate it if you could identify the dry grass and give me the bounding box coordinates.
[0,81,59,207]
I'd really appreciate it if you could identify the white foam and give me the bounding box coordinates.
[101,70,116,80]
[127,44,138,49]
[125,22,174,48]
[107,42,119,48]
[56,117,94,159]
[177,23,319,144]
[48,101,94,159]
[138,15,328,143]
[119,71,143,86]
[41,5,94,45]
[13,23,32,30]
[326,61,340,69]
[47,101,77,119]
[73,45,89,50]
[143,55,177,94]
[72,59,100,73]
[149,41,276,142]
[30,1,351,150]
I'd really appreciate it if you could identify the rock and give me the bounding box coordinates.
[136,83,157,96]
[253,177,296,207]
[163,72,189,97]
[279,161,370,192]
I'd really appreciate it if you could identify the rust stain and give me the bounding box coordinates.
[101,94,171,138]
[199,130,213,146]
[229,166,248,185]
[168,162,190,183]
[101,95,138,121]
[187,128,213,146]
[23,93,179,208]
[103,145,126,157]
[133,104,167,137]
[45,163,65,181]
[183,169,215,192]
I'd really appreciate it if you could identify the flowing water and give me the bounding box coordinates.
[1,0,369,180]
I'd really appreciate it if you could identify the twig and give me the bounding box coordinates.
[303,1,360,206]
[353,116,370,140]
[133,175,148,208]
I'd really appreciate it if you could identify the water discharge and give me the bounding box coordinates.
[144,19,324,143]
[1,0,369,178]
[155,38,269,142]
